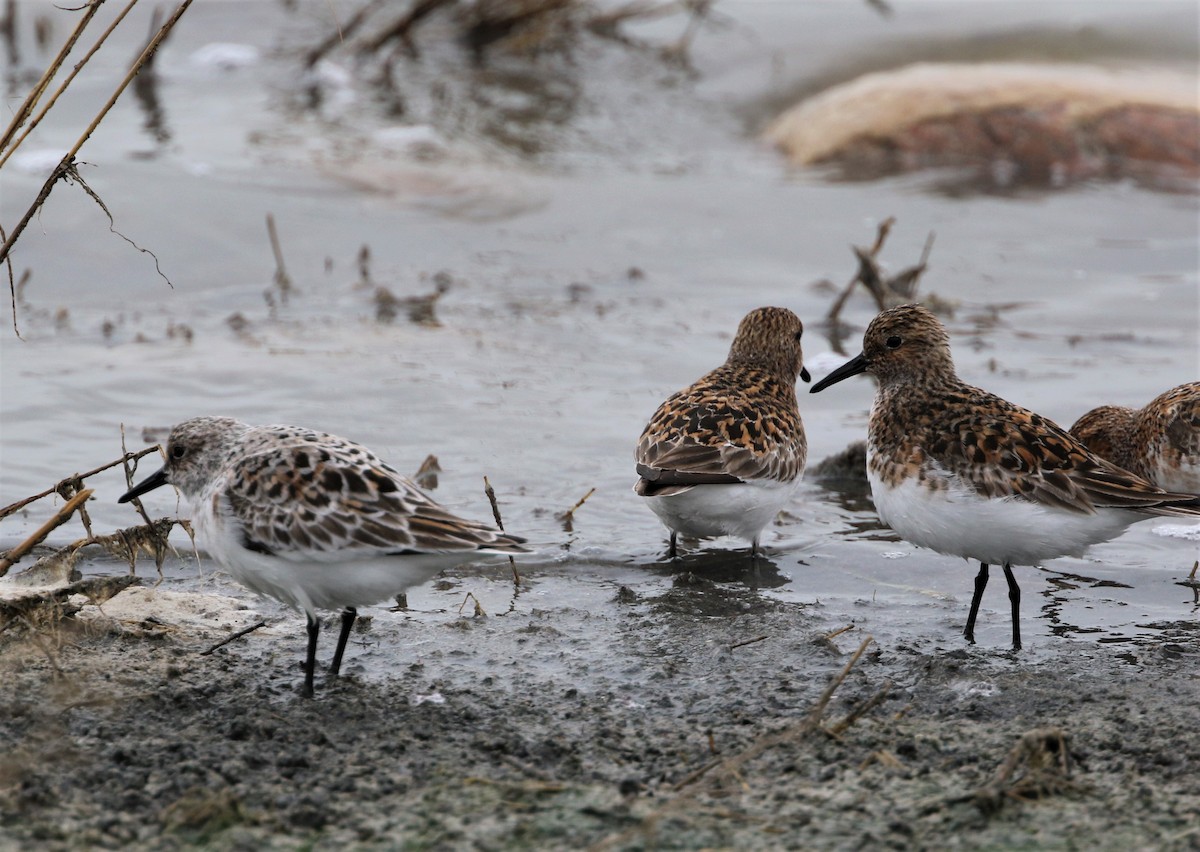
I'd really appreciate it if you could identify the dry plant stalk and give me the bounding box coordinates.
[557,486,595,532]
[0,489,93,577]
[974,727,1078,815]
[1174,560,1198,604]
[483,476,520,586]
[729,634,767,650]
[201,620,268,656]
[0,445,160,522]
[0,0,106,157]
[824,623,856,641]
[265,213,294,306]
[1,436,186,583]
[822,219,937,354]
[2,0,197,334]
[457,591,487,617]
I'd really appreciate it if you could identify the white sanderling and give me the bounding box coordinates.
[1070,381,1199,494]
[634,306,811,556]
[810,304,1200,649]
[120,416,527,696]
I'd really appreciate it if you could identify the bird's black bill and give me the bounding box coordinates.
[800,366,811,384]
[810,352,869,393]
[118,466,169,503]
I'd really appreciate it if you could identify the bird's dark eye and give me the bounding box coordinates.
[170,444,186,460]
[886,335,902,349]
[794,331,803,341]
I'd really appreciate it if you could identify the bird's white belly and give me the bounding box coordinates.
[866,458,1140,567]
[642,479,799,543]
[192,495,471,613]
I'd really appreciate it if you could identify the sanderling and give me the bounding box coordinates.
[119,417,527,696]
[635,306,811,556]
[1070,381,1199,494]
[810,304,1200,650]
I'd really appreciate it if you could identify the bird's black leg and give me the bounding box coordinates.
[964,562,989,645]
[750,537,760,559]
[1002,563,1022,651]
[329,607,357,677]
[304,612,319,698]
[668,531,678,558]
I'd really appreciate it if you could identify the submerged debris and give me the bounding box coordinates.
[374,273,449,326]
[557,486,595,532]
[413,454,442,490]
[809,440,868,486]
[295,0,716,159]
[817,218,952,355]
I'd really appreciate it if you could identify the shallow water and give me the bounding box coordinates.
[1,0,1197,663]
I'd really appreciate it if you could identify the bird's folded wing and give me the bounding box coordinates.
[932,400,1200,516]
[223,444,524,558]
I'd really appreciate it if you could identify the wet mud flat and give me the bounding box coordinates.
[1,571,1197,850]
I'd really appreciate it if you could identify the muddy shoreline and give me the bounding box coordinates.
[2,1,1198,848]
[1,573,1197,850]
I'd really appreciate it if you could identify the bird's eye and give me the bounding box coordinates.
[794,331,803,341]
[170,444,187,460]
[886,335,902,349]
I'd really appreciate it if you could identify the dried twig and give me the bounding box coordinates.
[0,489,93,577]
[72,517,181,576]
[824,623,856,641]
[361,0,451,55]
[729,634,767,650]
[484,476,520,587]
[1,0,195,316]
[828,679,893,735]
[0,0,105,158]
[201,620,268,655]
[304,0,390,66]
[457,591,486,617]
[974,728,1078,814]
[119,425,158,529]
[265,213,294,306]
[821,219,939,354]
[0,446,160,522]
[0,0,140,168]
[557,486,595,532]
[826,217,894,327]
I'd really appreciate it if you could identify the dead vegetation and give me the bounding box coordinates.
[1,0,199,336]
[483,475,521,587]
[0,435,190,636]
[291,0,724,159]
[815,216,952,355]
[304,0,717,71]
[972,727,1081,814]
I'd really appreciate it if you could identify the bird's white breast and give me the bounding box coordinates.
[866,446,1141,566]
[641,478,800,543]
[190,490,460,614]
